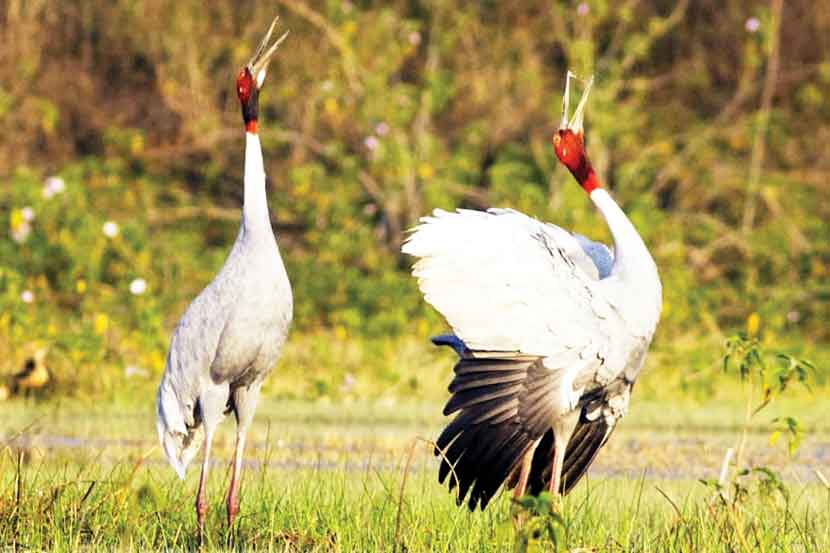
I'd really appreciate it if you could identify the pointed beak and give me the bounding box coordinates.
[559,71,594,135]
[247,16,290,89]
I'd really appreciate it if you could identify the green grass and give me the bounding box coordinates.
[2,450,828,552]
[2,398,829,552]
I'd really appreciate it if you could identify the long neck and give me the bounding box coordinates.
[589,189,651,274]
[590,187,662,331]
[569,158,654,276]
[243,132,271,232]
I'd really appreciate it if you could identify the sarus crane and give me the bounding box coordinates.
[155,18,293,535]
[402,72,662,510]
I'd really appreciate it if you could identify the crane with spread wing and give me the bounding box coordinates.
[403,72,662,510]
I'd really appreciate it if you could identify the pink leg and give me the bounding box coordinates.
[226,432,247,527]
[195,432,214,543]
[549,433,567,496]
[513,440,539,499]
[548,412,579,498]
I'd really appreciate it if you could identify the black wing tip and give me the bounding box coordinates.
[433,355,554,512]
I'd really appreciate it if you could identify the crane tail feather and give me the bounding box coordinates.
[156,379,203,479]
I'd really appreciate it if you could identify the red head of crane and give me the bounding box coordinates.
[553,73,600,193]
[236,21,287,134]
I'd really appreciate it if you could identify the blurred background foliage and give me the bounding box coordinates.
[0,0,828,401]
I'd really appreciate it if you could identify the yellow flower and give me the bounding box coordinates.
[150,350,165,370]
[417,163,435,180]
[342,20,357,37]
[10,209,23,230]
[746,312,760,337]
[130,134,144,155]
[76,279,87,294]
[93,313,109,335]
[323,97,339,117]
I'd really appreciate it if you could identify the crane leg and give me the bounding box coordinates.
[549,410,580,500]
[194,387,226,544]
[226,431,246,528]
[195,429,215,544]
[511,439,541,531]
[225,381,262,529]
[513,439,540,499]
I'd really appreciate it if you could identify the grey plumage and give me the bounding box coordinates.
[153,15,292,535]
[156,208,292,477]
[572,233,614,279]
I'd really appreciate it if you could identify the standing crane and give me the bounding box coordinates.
[155,18,292,536]
[402,72,662,510]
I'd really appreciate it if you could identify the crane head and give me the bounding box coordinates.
[552,128,586,175]
[553,71,599,192]
[237,16,289,130]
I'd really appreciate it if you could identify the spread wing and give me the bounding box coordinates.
[402,208,619,360]
[404,208,631,508]
[433,352,560,510]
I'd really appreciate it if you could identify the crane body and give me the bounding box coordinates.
[155,18,292,535]
[403,72,662,510]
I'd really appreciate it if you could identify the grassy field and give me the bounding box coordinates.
[2,338,829,551]
[2,392,829,552]
[2,1,829,551]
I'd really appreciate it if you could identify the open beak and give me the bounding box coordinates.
[559,71,594,135]
[247,16,290,88]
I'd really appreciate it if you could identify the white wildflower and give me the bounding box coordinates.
[341,372,357,393]
[124,365,149,378]
[364,136,379,151]
[21,290,34,303]
[102,221,119,238]
[129,278,147,295]
[42,176,66,199]
[11,222,31,244]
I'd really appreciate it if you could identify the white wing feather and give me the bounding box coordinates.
[403,209,625,373]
